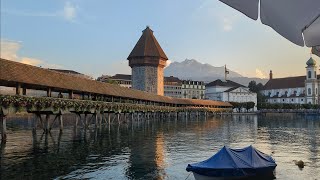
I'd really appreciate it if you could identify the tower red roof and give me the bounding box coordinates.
[127,26,168,60]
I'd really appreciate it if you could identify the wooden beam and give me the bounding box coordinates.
[47,88,52,97]
[0,116,7,143]
[22,87,27,95]
[16,83,21,95]
[69,90,73,99]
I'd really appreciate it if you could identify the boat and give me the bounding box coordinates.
[186,145,277,180]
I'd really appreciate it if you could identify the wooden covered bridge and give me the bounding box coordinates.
[0,58,232,143]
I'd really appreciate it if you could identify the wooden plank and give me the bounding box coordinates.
[1,116,7,143]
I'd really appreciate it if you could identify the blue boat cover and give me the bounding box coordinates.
[186,145,277,177]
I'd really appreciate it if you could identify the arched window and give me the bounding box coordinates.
[308,88,311,95]
[308,71,311,79]
[316,88,318,95]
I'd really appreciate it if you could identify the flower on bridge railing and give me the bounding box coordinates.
[0,95,229,113]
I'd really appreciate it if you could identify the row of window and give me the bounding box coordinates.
[271,98,304,102]
[182,85,205,89]
[164,86,181,90]
[164,91,182,94]
[307,87,318,95]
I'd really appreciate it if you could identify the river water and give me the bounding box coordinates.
[0,114,319,179]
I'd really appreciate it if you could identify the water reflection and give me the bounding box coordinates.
[0,114,319,179]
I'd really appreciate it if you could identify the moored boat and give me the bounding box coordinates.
[186,145,277,180]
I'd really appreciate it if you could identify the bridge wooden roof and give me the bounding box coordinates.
[0,58,231,107]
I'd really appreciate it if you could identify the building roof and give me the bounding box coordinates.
[263,76,308,90]
[127,26,168,60]
[224,87,239,92]
[164,76,181,83]
[0,58,231,107]
[111,74,131,80]
[206,79,245,88]
[306,57,316,66]
[49,69,83,75]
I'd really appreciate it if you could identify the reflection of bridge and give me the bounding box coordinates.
[0,58,232,143]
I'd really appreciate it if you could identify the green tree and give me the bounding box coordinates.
[248,81,257,92]
[248,80,266,110]
[245,102,255,112]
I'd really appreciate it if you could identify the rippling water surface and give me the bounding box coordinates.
[1,114,319,179]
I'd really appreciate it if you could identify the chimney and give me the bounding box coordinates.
[269,70,273,80]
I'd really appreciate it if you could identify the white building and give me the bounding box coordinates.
[261,57,318,104]
[205,79,257,111]
[181,80,205,99]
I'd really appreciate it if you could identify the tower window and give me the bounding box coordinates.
[308,71,311,79]
[308,88,311,95]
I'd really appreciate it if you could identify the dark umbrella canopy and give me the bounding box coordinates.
[186,145,277,177]
[219,0,320,57]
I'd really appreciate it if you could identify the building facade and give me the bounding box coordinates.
[205,79,257,111]
[261,57,318,105]
[164,76,182,98]
[97,74,207,99]
[181,80,205,99]
[127,26,168,96]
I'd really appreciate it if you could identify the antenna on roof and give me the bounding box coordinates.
[224,65,229,82]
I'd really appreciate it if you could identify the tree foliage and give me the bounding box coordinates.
[229,101,255,112]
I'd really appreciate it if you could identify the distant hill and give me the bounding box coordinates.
[164,59,268,86]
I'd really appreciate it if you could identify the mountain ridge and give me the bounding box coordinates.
[164,59,268,86]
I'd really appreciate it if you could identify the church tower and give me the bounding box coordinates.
[127,26,168,95]
[305,57,318,104]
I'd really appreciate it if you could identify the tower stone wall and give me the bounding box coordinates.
[132,66,164,95]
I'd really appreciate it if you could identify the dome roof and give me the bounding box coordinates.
[306,57,316,66]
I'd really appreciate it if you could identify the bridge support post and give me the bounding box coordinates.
[94,113,98,128]
[75,114,79,128]
[1,115,7,144]
[131,113,134,122]
[84,114,88,128]
[59,114,63,131]
[44,114,50,133]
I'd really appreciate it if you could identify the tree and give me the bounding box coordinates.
[245,102,255,112]
[101,79,118,85]
[248,80,266,110]
[248,81,264,93]
[248,81,257,92]
[229,102,239,112]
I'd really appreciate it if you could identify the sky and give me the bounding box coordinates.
[1,0,318,79]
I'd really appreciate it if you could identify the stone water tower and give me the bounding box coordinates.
[127,26,168,95]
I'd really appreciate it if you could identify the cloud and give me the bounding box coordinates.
[0,40,20,60]
[222,17,234,31]
[165,60,172,68]
[2,1,78,22]
[20,57,43,66]
[192,0,239,32]
[255,68,267,78]
[63,1,77,21]
[1,9,57,17]
[0,39,63,68]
